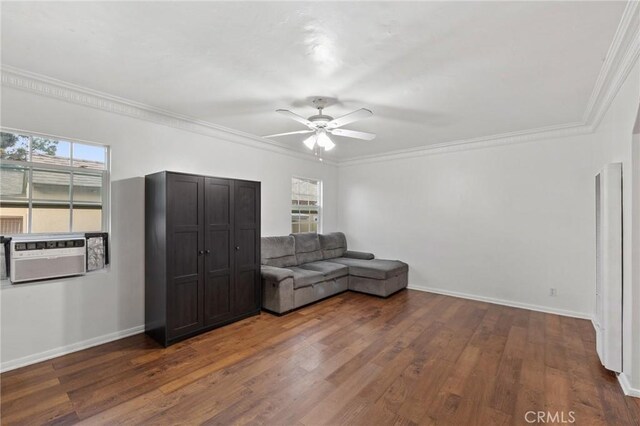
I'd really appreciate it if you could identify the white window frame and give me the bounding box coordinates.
[291,176,322,234]
[0,128,110,235]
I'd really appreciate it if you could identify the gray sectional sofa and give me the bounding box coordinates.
[261,232,408,314]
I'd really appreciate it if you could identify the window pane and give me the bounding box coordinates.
[0,206,28,234]
[32,205,70,233]
[0,165,29,199]
[73,173,102,203]
[32,137,70,165]
[32,170,71,201]
[73,143,106,170]
[291,177,320,234]
[1,132,30,161]
[292,223,299,234]
[0,132,108,235]
[73,207,102,232]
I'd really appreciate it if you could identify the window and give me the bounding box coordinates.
[291,177,321,234]
[0,131,108,234]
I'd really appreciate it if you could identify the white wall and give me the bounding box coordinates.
[339,132,600,318]
[0,87,339,370]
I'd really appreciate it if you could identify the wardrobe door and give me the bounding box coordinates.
[203,177,234,325]
[166,173,205,339]
[233,181,261,315]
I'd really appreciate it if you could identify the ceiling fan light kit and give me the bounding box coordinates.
[303,134,317,150]
[264,97,375,156]
[317,130,335,150]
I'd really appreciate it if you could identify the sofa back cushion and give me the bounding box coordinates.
[318,232,347,259]
[261,236,297,268]
[291,233,323,264]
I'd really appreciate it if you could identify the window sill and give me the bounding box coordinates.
[0,267,111,290]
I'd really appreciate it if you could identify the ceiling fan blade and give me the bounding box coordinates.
[327,108,373,129]
[263,129,315,138]
[329,128,376,141]
[276,109,315,128]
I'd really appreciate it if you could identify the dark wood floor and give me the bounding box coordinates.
[1,290,639,425]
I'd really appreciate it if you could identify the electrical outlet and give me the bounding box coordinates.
[549,288,557,296]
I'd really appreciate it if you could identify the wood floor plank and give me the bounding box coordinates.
[1,290,638,425]
[0,377,60,405]
[1,393,72,424]
[202,364,310,425]
[300,362,383,425]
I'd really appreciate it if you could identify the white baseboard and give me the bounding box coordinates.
[0,324,144,373]
[618,372,640,398]
[407,284,592,320]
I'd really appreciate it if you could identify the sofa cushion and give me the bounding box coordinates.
[298,260,349,281]
[318,232,347,259]
[288,267,325,289]
[261,236,297,268]
[330,258,408,280]
[291,233,323,264]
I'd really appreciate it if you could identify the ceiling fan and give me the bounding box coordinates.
[264,97,376,152]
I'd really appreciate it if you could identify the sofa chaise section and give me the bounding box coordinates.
[261,232,409,314]
[319,232,408,297]
[330,257,408,297]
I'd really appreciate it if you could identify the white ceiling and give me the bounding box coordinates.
[0,1,627,160]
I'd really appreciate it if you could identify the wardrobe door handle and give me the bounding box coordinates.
[205,250,211,255]
[235,246,240,251]
[198,250,204,256]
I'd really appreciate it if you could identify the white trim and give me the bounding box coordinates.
[406,284,592,320]
[583,1,640,126]
[618,372,640,398]
[0,324,144,373]
[338,123,591,167]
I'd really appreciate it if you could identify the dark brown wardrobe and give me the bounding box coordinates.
[145,171,261,346]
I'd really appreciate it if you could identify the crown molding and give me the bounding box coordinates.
[0,66,338,167]
[583,1,640,128]
[1,2,638,168]
[338,122,592,167]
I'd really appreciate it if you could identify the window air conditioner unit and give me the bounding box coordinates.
[9,236,86,283]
